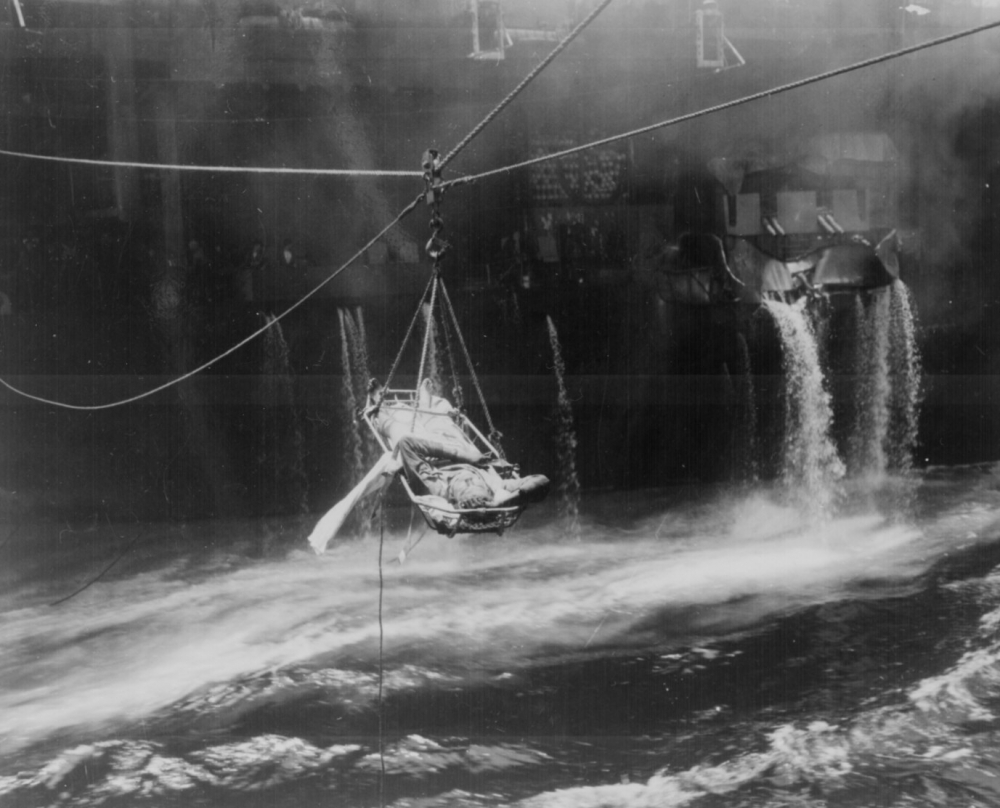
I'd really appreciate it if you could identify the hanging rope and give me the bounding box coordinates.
[49,518,145,606]
[409,271,441,433]
[438,279,503,458]
[415,273,440,398]
[383,269,437,393]
[438,0,614,171]
[437,302,465,413]
[377,492,386,808]
[422,149,449,262]
[442,16,1000,191]
[384,144,504,454]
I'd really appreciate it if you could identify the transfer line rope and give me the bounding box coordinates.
[0,0,605,409]
[0,0,611,408]
[0,192,425,410]
[438,0,614,171]
[0,147,424,177]
[443,16,1000,190]
[4,15,997,410]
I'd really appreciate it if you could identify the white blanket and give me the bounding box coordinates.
[307,451,402,555]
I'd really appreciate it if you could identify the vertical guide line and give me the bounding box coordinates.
[378,493,386,807]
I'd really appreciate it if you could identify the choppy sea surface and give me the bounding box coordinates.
[5,465,1000,807]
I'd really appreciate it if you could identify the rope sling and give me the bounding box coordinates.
[362,150,524,537]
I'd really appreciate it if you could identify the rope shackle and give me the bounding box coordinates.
[422,148,449,264]
[425,235,449,262]
[422,149,445,205]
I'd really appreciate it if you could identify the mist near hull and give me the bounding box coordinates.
[4,462,1000,807]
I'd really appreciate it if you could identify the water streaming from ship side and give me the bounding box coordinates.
[343,307,381,471]
[763,300,845,518]
[847,290,892,479]
[0,283,951,808]
[258,314,309,517]
[337,307,375,539]
[844,282,922,486]
[886,280,923,475]
[731,331,759,484]
[546,315,581,538]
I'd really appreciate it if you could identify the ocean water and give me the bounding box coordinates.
[4,467,1000,807]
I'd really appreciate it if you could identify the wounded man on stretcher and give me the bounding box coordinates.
[308,382,550,555]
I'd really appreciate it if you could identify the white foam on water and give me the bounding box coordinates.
[514,547,1000,808]
[909,579,1000,722]
[0,735,362,799]
[3,470,1000,766]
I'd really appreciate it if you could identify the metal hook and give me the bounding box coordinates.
[426,235,450,261]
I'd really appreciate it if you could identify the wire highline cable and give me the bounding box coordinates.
[0,147,423,177]
[0,3,612,409]
[3,14,994,411]
[438,0,613,171]
[0,192,424,410]
[442,17,1000,190]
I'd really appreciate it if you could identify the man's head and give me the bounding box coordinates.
[447,468,493,509]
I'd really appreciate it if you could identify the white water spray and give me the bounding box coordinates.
[732,331,759,483]
[343,307,380,469]
[764,301,845,516]
[844,282,922,480]
[259,315,309,515]
[848,291,891,478]
[338,309,371,538]
[261,315,291,400]
[337,309,363,470]
[887,281,922,473]
[344,308,369,402]
[546,316,581,536]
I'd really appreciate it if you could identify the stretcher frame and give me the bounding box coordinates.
[363,386,525,536]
